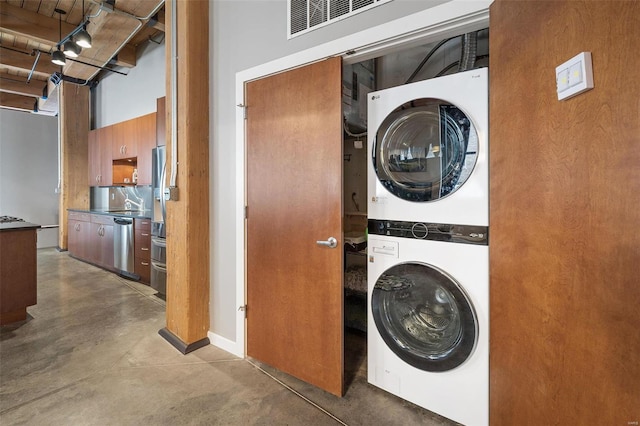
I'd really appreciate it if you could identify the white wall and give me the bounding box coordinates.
[0,109,59,248]
[93,40,166,128]
[210,0,461,343]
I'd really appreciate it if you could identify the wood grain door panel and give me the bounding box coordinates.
[489,1,640,423]
[246,57,344,397]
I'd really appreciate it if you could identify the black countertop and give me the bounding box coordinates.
[68,209,152,219]
[0,222,41,232]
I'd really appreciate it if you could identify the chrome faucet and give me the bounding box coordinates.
[124,196,145,211]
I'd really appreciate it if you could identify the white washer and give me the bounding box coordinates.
[367,69,488,226]
[367,220,489,426]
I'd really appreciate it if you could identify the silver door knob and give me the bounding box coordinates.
[316,237,338,249]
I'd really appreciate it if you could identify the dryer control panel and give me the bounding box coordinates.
[368,219,488,246]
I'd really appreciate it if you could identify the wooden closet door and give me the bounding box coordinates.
[246,57,344,397]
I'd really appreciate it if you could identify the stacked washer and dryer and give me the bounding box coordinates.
[366,68,489,426]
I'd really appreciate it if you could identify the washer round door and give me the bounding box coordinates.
[371,262,478,372]
[373,98,478,202]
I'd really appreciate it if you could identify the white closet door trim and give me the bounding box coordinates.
[232,0,492,356]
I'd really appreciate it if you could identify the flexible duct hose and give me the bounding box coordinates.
[458,32,478,72]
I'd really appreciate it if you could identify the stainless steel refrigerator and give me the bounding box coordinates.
[151,146,167,299]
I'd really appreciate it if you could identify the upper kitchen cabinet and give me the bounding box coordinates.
[136,112,157,185]
[88,126,113,186]
[156,97,166,147]
[112,118,138,160]
[90,112,157,187]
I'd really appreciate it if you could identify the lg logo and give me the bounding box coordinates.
[371,94,381,101]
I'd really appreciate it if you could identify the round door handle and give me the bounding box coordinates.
[316,237,338,249]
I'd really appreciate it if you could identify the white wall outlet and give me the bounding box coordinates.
[556,52,594,101]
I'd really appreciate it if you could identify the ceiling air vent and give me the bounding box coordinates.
[289,0,392,38]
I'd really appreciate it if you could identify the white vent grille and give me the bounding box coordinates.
[289,0,392,38]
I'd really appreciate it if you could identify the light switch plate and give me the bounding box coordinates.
[556,52,594,101]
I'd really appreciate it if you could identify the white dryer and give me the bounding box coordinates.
[367,69,488,225]
[367,219,489,426]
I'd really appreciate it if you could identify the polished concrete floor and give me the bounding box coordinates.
[0,249,456,425]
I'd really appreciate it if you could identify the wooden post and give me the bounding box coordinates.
[159,0,210,353]
[58,82,90,250]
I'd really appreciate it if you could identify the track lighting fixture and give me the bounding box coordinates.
[75,26,92,48]
[51,8,66,66]
[50,0,93,65]
[63,39,81,58]
[52,50,66,66]
[75,1,92,48]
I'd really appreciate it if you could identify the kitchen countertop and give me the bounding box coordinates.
[0,222,41,232]
[68,209,152,219]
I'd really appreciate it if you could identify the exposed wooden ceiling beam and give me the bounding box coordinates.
[0,2,76,46]
[112,44,136,68]
[62,12,140,81]
[0,91,36,112]
[0,76,46,98]
[149,9,165,32]
[0,47,59,77]
[0,0,164,112]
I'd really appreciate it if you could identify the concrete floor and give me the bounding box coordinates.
[0,249,456,425]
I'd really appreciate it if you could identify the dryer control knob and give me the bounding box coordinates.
[411,222,428,239]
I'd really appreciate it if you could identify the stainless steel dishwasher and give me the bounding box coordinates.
[113,217,136,278]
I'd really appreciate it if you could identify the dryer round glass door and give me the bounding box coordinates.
[371,262,478,371]
[373,99,478,202]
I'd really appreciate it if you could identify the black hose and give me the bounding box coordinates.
[458,32,478,72]
[435,54,489,77]
[404,37,455,84]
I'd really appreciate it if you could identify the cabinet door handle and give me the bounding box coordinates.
[141,247,149,251]
[141,261,149,266]
[141,233,149,236]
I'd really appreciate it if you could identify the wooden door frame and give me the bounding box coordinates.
[211,1,491,357]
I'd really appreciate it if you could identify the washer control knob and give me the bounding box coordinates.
[411,222,428,239]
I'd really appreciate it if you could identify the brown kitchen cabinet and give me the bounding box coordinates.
[0,224,39,325]
[68,213,115,271]
[135,113,157,186]
[112,118,138,160]
[90,214,115,270]
[88,126,113,186]
[68,212,91,260]
[156,97,166,147]
[134,218,151,283]
[90,112,156,187]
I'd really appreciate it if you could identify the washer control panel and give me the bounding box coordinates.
[368,219,488,246]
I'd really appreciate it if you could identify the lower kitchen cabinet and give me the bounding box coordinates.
[67,212,152,283]
[90,215,115,270]
[68,213,115,271]
[68,212,91,260]
[134,218,151,284]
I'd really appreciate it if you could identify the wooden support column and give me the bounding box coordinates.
[58,82,90,250]
[159,0,210,354]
